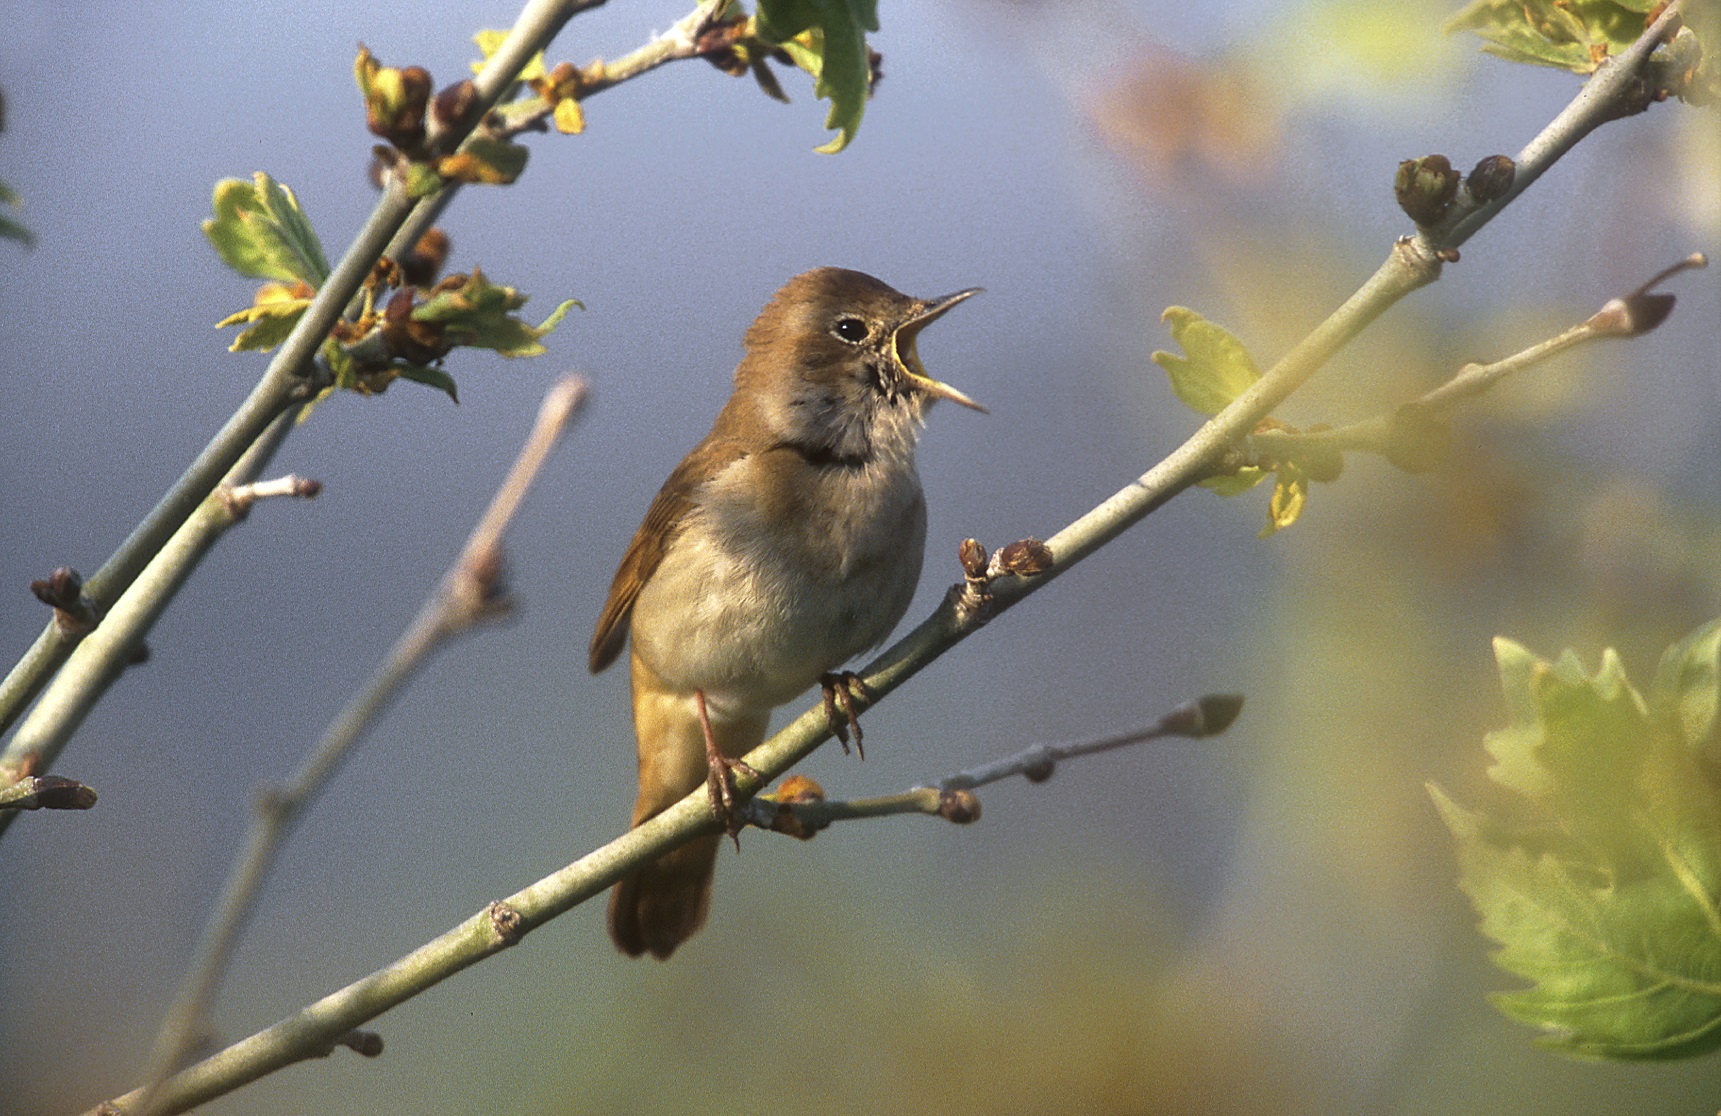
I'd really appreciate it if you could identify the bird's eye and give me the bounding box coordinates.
[831,317,870,344]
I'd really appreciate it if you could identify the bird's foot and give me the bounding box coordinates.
[820,671,872,759]
[696,690,759,848]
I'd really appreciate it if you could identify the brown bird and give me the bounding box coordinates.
[589,267,982,959]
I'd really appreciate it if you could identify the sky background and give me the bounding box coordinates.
[3,1,1720,1113]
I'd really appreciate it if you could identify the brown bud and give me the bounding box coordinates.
[1466,155,1515,205]
[30,566,83,611]
[1297,443,1344,484]
[958,537,988,580]
[431,80,478,136]
[773,774,826,804]
[488,900,525,945]
[1195,694,1244,736]
[1394,155,1460,226]
[937,788,981,823]
[996,538,1054,578]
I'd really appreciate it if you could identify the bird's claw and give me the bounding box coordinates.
[820,671,872,759]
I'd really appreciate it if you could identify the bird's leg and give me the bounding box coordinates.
[696,689,759,847]
[819,671,873,760]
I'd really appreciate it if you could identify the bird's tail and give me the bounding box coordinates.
[608,651,768,960]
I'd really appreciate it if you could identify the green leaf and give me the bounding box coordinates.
[1151,306,1261,416]
[202,173,331,285]
[395,363,461,403]
[413,270,579,357]
[1650,619,1721,760]
[1435,627,1721,1059]
[1445,0,1658,74]
[214,281,313,352]
[754,0,879,153]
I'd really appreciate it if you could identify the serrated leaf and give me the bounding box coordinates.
[1651,619,1721,759]
[1259,464,1308,537]
[472,29,547,81]
[1437,625,1721,1059]
[214,281,314,352]
[414,270,579,357]
[202,173,330,285]
[394,362,461,402]
[755,0,879,153]
[1151,306,1261,416]
[1445,0,1657,74]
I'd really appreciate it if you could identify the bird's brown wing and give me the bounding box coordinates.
[588,437,748,673]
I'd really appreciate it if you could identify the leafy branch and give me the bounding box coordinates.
[0,0,795,825]
[84,9,1707,1108]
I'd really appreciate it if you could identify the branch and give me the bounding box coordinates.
[0,0,727,807]
[0,0,662,740]
[0,414,303,840]
[1241,252,1709,469]
[0,774,97,811]
[740,694,1244,836]
[84,14,1694,1114]
[136,377,585,1112]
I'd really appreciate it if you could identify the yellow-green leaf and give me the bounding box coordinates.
[472,29,547,81]
[435,136,529,186]
[755,0,879,153]
[1151,306,1261,416]
[414,270,579,357]
[1199,467,1269,497]
[214,280,314,352]
[1445,0,1657,74]
[203,173,330,285]
[1259,464,1308,537]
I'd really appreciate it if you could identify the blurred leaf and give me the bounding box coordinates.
[471,29,547,81]
[394,362,460,402]
[0,176,28,246]
[754,0,879,153]
[413,269,578,357]
[202,173,331,285]
[436,136,529,185]
[1445,0,1657,73]
[214,280,315,352]
[1434,627,1721,1059]
[1200,467,1270,496]
[1152,306,1261,416]
[1260,464,1309,537]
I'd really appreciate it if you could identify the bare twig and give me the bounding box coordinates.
[740,694,1244,835]
[136,377,585,1113]
[1243,253,1709,467]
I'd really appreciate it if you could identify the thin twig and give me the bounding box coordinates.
[739,694,1244,835]
[136,377,585,1113]
[0,774,97,811]
[1243,253,1709,464]
[85,13,1690,1114]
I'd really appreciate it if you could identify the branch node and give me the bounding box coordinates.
[937,787,982,824]
[219,474,324,520]
[487,900,525,947]
[30,566,99,636]
[1020,745,1057,783]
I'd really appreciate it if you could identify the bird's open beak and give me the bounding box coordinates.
[894,287,986,413]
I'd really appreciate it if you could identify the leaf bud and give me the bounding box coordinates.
[1466,154,1515,205]
[1394,155,1461,226]
[937,788,981,824]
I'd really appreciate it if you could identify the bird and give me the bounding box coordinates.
[589,266,983,959]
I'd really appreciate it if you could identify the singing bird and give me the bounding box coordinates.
[589,267,983,959]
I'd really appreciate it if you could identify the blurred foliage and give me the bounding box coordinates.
[1433,624,1721,1059]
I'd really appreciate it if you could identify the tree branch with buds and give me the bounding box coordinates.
[133,377,585,1113]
